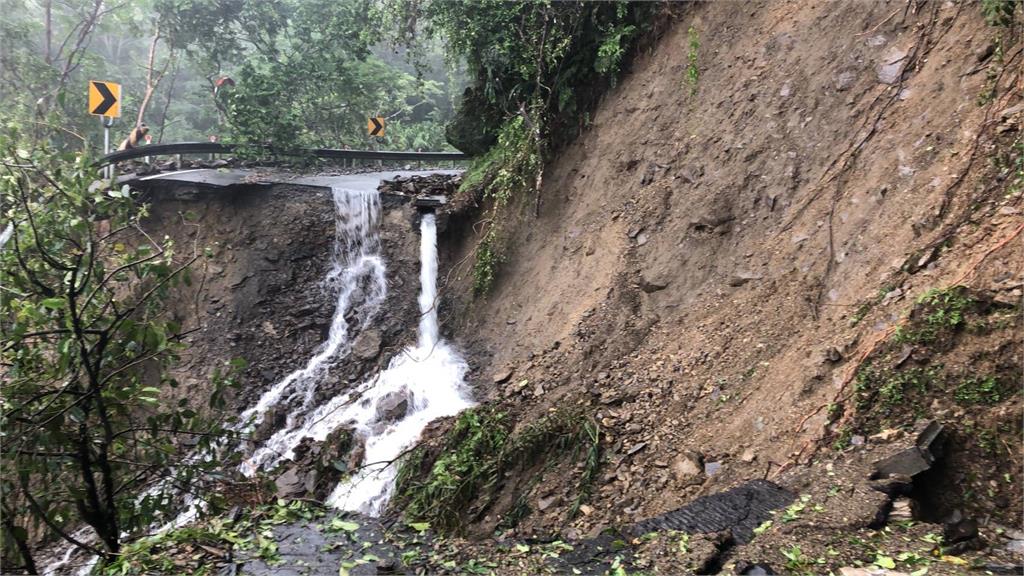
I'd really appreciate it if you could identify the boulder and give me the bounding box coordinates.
[275,466,306,499]
[251,405,287,444]
[352,329,382,361]
[375,389,410,423]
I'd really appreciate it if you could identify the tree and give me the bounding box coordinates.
[0,128,239,570]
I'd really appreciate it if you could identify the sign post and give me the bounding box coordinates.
[88,80,121,179]
[367,116,385,137]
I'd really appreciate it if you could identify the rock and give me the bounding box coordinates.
[824,347,843,363]
[870,429,903,443]
[944,511,979,544]
[1000,102,1024,121]
[639,275,669,293]
[976,41,996,62]
[737,564,776,575]
[579,504,594,516]
[636,232,649,247]
[1007,539,1024,554]
[728,271,763,287]
[538,495,557,511]
[352,329,382,360]
[252,406,287,444]
[626,442,647,456]
[868,474,913,496]
[375,389,410,423]
[850,435,865,446]
[599,389,624,405]
[275,467,306,499]
[834,70,857,91]
[672,451,704,483]
[877,47,908,85]
[492,369,513,384]
[740,448,757,463]
[704,461,723,476]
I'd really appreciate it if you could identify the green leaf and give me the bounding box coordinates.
[875,555,896,569]
[329,518,359,532]
[40,298,65,310]
[408,522,429,532]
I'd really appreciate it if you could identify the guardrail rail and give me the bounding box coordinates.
[96,142,468,166]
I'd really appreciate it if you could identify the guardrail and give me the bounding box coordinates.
[95,142,468,166]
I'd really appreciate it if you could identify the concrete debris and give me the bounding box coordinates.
[872,420,943,478]
[630,480,794,543]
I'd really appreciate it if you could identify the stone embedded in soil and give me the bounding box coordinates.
[672,451,704,483]
[888,497,914,522]
[877,47,909,84]
[492,368,513,384]
[639,273,669,293]
[870,428,903,443]
[728,272,763,287]
[704,461,722,476]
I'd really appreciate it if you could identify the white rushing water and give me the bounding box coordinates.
[242,195,472,518]
[326,213,473,514]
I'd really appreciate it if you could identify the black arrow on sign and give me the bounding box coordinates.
[91,82,117,115]
[369,117,383,137]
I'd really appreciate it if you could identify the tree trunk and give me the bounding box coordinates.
[1,512,38,575]
[136,25,172,128]
[156,62,178,142]
[44,0,52,65]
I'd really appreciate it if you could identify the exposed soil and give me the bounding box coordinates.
[429,0,1022,565]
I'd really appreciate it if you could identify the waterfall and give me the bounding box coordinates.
[240,186,386,474]
[325,212,473,514]
[242,204,472,519]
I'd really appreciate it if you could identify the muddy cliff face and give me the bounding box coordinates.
[437,0,1022,541]
[138,183,423,427]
